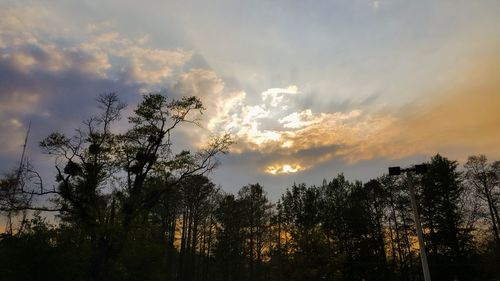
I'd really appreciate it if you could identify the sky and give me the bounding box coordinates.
[0,0,499,200]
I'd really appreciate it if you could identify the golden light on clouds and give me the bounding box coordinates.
[202,51,500,175]
[202,82,396,174]
[376,55,500,160]
[265,163,304,175]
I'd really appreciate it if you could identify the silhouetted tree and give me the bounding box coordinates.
[419,154,473,281]
[280,182,332,281]
[238,183,273,281]
[36,92,231,281]
[464,155,500,250]
[214,194,245,281]
[39,93,125,280]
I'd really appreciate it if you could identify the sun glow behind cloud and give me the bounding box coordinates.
[266,163,304,175]
[199,82,397,175]
[201,55,500,176]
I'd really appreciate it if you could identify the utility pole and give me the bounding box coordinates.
[16,121,31,187]
[5,121,31,235]
[389,164,431,281]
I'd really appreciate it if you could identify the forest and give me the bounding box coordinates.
[0,93,499,281]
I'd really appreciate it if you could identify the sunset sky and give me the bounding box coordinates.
[1,0,499,199]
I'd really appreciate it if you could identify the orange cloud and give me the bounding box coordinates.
[368,55,500,161]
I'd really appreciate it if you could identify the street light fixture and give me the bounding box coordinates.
[388,164,431,281]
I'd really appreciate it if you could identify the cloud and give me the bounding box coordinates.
[262,85,299,107]
[266,163,304,175]
[2,43,112,77]
[0,5,54,48]
[290,53,500,165]
[278,110,316,129]
[0,90,39,114]
[0,5,192,86]
[80,34,192,84]
[200,83,395,174]
[0,54,142,167]
[0,118,26,155]
[279,109,362,129]
[0,5,196,168]
[367,55,500,161]
[1,2,498,182]
[171,68,247,142]
[202,52,500,175]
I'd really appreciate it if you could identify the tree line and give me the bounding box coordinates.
[0,93,499,281]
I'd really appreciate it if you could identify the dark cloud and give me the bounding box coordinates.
[0,47,143,173]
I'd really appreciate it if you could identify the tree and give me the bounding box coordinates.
[38,92,231,281]
[214,193,245,281]
[464,155,500,251]
[1,124,46,235]
[118,94,203,229]
[320,176,389,281]
[238,184,273,281]
[0,168,39,235]
[419,154,473,281]
[363,179,391,280]
[39,93,126,280]
[177,175,217,281]
[381,174,418,281]
[280,182,331,281]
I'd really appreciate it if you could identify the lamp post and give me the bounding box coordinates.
[389,164,431,281]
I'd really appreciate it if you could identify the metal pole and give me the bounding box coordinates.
[407,172,432,281]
